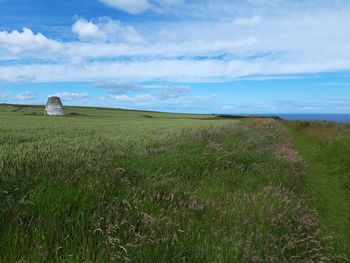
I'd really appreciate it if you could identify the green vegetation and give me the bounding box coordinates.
[286,121,350,259]
[0,104,347,262]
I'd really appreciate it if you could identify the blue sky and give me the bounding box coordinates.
[1,0,350,113]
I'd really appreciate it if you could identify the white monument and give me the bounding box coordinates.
[45,96,64,116]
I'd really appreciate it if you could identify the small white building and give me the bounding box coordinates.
[45,96,64,116]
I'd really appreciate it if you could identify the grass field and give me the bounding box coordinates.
[0,104,348,262]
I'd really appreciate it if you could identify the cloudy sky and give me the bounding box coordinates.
[1,0,350,113]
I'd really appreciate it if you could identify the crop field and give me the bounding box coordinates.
[0,104,348,262]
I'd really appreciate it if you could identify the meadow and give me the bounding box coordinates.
[0,104,348,262]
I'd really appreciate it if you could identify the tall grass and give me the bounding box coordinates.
[0,106,342,262]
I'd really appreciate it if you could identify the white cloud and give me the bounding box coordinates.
[16,91,39,100]
[217,99,350,114]
[0,60,222,82]
[221,105,237,110]
[59,37,256,60]
[121,25,145,44]
[234,16,262,25]
[51,92,89,101]
[3,1,350,114]
[0,75,35,83]
[316,97,350,101]
[72,19,107,41]
[0,92,11,102]
[1,4,350,83]
[98,0,150,14]
[157,86,191,99]
[233,75,308,81]
[3,57,350,84]
[189,94,218,101]
[0,28,61,53]
[71,18,144,43]
[317,82,350,86]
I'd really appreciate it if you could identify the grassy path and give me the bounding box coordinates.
[285,122,350,259]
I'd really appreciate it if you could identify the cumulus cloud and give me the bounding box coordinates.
[16,91,39,100]
[157,86,191,100]
[72,19,107,41]
[51,92,89,101]
[71,18,144,43]
[98,0,150,14]
[93,81,146,94]
[0,28,61,53]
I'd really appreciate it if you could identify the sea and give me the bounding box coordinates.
[274,114,350,124]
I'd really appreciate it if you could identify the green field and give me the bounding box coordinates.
[0,104,348,262]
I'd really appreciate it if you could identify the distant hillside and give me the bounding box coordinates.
[0,103,281,120]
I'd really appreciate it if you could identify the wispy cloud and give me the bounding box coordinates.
[234,16,262,25]
[100,94,154,104]
[16,91,39,100]
[189,94,218,101]
[156,86,191,100]
[0,75,35,83]
[1,5,350,83]
[155,0,184,6]
[92,81,146,94]
[233,75,310,81]
[316,82,350,86]
[219,99,350,114]
[0,92,11,102]
[97,0,186,14]
[98,0,150,14]
[51,92,89,101]
[316,97,350,102]
[1,0,350,113]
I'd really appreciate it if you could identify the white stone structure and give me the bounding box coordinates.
[45,96,64,116]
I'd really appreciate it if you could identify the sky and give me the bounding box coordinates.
[1,0,350,114]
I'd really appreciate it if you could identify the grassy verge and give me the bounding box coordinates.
[285,121,350,260]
